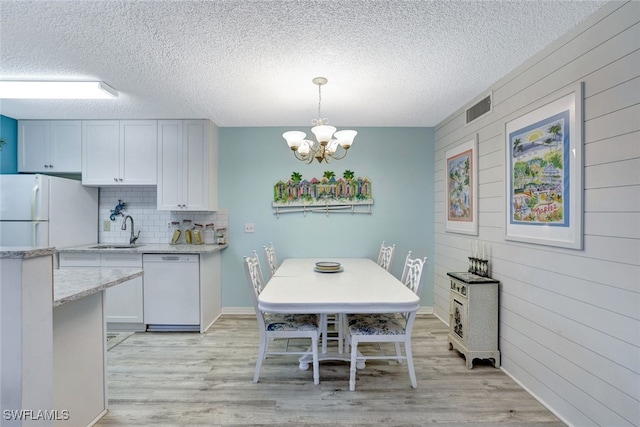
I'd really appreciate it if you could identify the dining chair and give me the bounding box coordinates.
[377,241,396,272]
[344,251,427,391]
[263,242,279,278]
[243,251,320,385]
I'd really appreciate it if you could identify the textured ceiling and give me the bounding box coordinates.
[0,0,607,127]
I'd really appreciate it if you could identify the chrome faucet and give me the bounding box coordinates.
[121,215,141,244]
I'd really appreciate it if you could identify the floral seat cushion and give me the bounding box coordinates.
[346,313,405,335]
[264,313,319,331]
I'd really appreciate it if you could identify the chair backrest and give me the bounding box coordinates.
[263,242,279,277]
[377,241,396,272]
[400,251,428,297]
[243,251,269,333]
[243,251,267,310]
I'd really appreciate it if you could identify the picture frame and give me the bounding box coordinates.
[505,82,583,249]
[445,135,478,235]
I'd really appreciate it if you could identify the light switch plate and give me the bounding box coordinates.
[103,220,111,232]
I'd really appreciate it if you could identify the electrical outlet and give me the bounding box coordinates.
[103,220,111,232]
[244,223,255,233]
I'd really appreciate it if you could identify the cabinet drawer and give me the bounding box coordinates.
[101,253,142,267]
[59,253,101,267]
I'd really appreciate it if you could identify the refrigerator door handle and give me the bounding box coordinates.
[33,222,38,246]
[31,179,40,221]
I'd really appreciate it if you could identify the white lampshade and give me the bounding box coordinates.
[283,131,306,149]
[298,141,311,156]
[311,125,337,144]
[334,130,357,148]
[326,139,339,155]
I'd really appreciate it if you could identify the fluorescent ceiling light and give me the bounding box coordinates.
[0,81,118,99]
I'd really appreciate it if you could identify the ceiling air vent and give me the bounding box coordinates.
[465,93,492,125]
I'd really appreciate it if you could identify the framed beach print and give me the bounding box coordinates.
[505,82,583,249]
[445,135,478,235]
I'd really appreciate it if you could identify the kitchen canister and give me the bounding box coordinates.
[216,228,227,245]
[204,223,215,244]
[193,224,204,245]
[182,219,193,244]
[169,221,181,245]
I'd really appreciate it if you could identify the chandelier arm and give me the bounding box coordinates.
[293,148,314,164]
[327,145,350,160]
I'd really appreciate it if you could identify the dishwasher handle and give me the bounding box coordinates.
[143,254,199,263]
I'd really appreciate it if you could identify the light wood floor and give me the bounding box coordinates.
[97,315,565,426]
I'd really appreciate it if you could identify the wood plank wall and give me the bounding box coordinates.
[432,2,639,426]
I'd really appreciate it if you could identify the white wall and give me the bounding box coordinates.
[433,2,639,426]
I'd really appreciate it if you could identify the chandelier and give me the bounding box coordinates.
[283,77,357,164]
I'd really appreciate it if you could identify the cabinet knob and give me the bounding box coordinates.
[44,164,49,168]
[113,177,118,182]
[49,164,53,168]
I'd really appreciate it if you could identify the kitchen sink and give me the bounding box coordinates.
[88,244,145,249]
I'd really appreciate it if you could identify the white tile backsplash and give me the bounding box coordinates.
[98,187,228,244]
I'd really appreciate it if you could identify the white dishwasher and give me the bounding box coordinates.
[143,254,200,331]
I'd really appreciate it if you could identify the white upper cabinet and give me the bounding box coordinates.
[18,120,82,173]
[82,120,157,186]
[157,120,218,211]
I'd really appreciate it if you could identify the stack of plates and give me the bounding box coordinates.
[314,261,343,273]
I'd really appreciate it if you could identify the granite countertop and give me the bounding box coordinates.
[54,268,143,307]
[0,246,57,259]
[58,243,228,254]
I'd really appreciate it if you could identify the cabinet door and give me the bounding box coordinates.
[50,121,81,173]
[157,120,184,210]
[82,121,120,185]
[120,120,157,185]
[182,120,208,210]
[105,276,144,323]
[101,253,144,324]
[18,121,50,172]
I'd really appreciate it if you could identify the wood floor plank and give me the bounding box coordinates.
[96,315,565,426]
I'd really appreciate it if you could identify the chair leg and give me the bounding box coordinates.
[312,334,320,385]
[337,313,344,354]
[394,342,402,361]
[404,339,417,388]
[254,335,268,383]
[320,313,328,353]
[349,336,359,391]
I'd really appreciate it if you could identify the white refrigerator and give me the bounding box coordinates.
[0,174,99,248]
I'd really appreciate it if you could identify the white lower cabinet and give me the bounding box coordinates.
[102,253,144,326]
[59,251,222,333]
[59,252,144,330]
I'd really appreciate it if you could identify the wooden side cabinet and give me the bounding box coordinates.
[447,272,500,369]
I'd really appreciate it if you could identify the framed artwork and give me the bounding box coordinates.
[445,135,478,235]
[505,82,583,249]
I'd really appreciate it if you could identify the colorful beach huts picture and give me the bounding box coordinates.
[273,170,373,206]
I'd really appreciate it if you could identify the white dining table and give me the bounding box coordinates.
[258,258,420,369]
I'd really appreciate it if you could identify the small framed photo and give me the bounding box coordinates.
[504,82,583,249]
[445,135,478,235]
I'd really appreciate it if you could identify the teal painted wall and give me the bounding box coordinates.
[0,115,18,174]
[218,126,435,309]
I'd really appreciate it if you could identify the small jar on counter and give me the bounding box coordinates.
[181,219,193,244]
[203,223,215,244]
[216,228,227,245]
[169,221,181,245]
[193,223,204,245]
